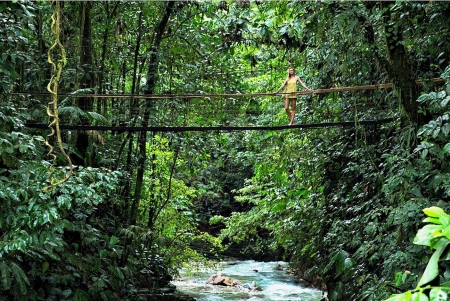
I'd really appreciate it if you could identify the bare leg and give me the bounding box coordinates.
[289,99,296,125]
[284,98,291,124]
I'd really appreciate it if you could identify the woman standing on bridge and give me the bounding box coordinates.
[275,67,311,125]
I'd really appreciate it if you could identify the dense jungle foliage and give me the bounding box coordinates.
[1,1,450,300]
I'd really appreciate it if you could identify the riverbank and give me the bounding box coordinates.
[288,266,327,292]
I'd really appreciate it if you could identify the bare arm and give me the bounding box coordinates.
[275,77,289,93]
[297,76,310,90]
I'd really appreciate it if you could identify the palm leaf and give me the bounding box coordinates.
[0,261,11,290]
[86,111,108,124]
[58,106,84,121]
[10,262,29,295]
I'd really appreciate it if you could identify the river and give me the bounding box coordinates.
[172,260,324,301]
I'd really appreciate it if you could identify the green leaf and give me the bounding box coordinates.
[411,186,424,198]
[10,262,29,294]
[49,207,59,220]
[423,207,446,218]
[417,239,450,287]
[74,289,89,301]
[440,215,450,227]
[441,65,450,79]
[394,272,403,286]
[58,106,84,120]
[414,225,443,246]
[18,143,27,153]
[430,287,448,301]
[384,291,412,301]
[441,95,450,107]
[11,262,29,286]
[109,236,119,247]
[270,200,286,213]
[441,123,450,137]
[87,111,107,123]
[411,292,429,301]
[114,267,124,281]
[18,3,35,18]
[433,127,441,138]
[417,93,432,103]
[63,289,72,298]
[0,261,11,290]
[443,143,450,155]
[394,271,409,287]
[344,257,355,270]
[423,217,441,225]
[42,261,49,274]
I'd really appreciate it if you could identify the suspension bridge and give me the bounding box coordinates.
[8,81,412,133]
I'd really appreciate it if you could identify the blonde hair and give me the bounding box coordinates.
[287,67,295,78]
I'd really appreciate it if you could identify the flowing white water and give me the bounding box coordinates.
[172,260,324,301]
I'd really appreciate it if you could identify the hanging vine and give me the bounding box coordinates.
[44,0,73,192]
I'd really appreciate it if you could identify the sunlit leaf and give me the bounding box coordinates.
[411,292,429,301]
[414,225,443,246]
[417,239,449,287]
[423,207,446,218]
[430,287,448,301]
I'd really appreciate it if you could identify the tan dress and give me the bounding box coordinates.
[284,77,297,98]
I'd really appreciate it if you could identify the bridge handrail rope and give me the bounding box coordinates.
[24,118,395,132]
[9,78,445,100]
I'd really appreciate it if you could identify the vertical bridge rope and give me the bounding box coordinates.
[44,0,73,192]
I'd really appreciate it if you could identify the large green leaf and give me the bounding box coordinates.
[429,288,448,301]
[423,207,446,218]
[411,292,430,301]
[414,224,443,246]
[417,239,450,287]
[384,292,412,301]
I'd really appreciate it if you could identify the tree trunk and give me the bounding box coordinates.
[129,1,176,225]
[131,4,143,95]
[380,2,420,127]
[75,1,94,166]
[98,2,118,117]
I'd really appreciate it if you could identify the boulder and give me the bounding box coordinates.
[274,264,284,271]
[213,276,226,285]
[206,274,217,284]
[207,273,222,284]
[206,273,246,287]
[223,277,234,286]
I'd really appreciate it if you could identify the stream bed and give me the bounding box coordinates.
[172,260,324,301]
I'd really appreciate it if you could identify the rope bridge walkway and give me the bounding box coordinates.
[23,119,394,132]
[10,80,438,133]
